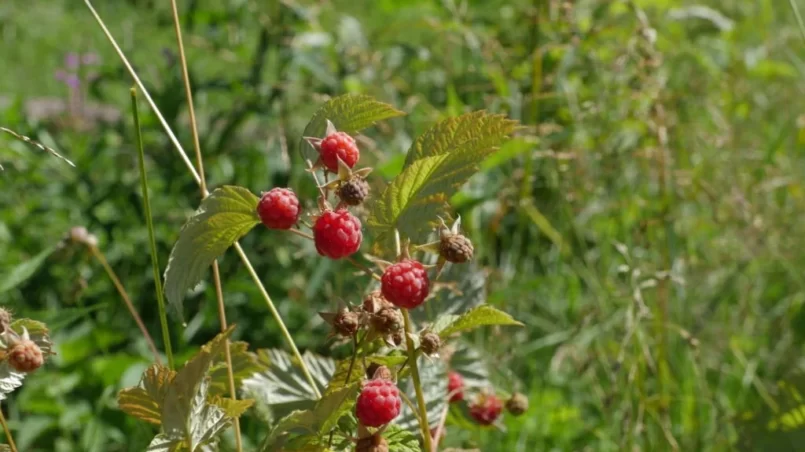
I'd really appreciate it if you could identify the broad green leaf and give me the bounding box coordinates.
[0,245,55,293]
[298,94,405,161]
[146,433,184,452]
[399,357,447,430]
[162,326,234,435]
[208,341,262,397]
[243,349,334,409]
[260,384,360,451]
[403,111,518,168]
[209,397,255,418]
[0,363,23,403]
[414,262,486,324]
[384,425,420,452]
[164,186,260,318]
[434,305,523,339]
[118,364,175,425]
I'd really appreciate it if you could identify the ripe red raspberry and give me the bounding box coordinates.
[8,339,43,373]
[447,371,464,403]
[355,379,401,427]
[319,131,359,172]
[469,393,503,426]
[257,188,301,230]
[313,209,362,259]
[381,260,429,309]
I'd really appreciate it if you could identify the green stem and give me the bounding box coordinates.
[0,406,17,452]
[131,88,174,369]
[233,243,321,398]
[402,309,432,450]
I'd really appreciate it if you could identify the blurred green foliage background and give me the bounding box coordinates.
[2,0,805,450]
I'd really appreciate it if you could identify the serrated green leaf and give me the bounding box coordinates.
[164,186,260,318]
[243,349,334,409]
[146,433,185,452]
[0,245,55,293]
[435,305,523,339]
[399,357,447,430]
[298,94,405,161]
[384,425,420,452]
[209,396,254,418]
[162,327,234,435]
[208,341,262,397]
[414,262,486,325]
[403,111,518,168]
[118,364,176,425]
[260,384,359,451]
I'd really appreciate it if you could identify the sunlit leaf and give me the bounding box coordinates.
[434,305,523,339]
[208,341,262,397]
[243,349,334,408]
[118,364,176,425]
[163,186,261,319]
[299,94,405,161]
[384,424,420,452]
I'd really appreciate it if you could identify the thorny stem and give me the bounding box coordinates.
[85,0,321,400]
[403,309,432,451]
[168,0,241,446]
[130,88,174,369]
[88,245,161,363]
[0,408,16,452]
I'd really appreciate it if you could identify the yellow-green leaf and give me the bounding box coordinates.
[208,341,263,397]
[435,305,523,339]
[163,186,260,319]
[299,94,405,161]
[210,396,255,418]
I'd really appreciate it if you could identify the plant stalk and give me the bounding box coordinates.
[131,88,174,369]
[85,0,320,401]
[88,244,162,364]
[402,308,432,451]
[0,408,16,452]
[168,0,242,447]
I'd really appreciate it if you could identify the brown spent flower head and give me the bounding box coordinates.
[333,309,360,337]
[419,331,441,356]
[8,338,44,373]
[370,365,393,381]
[439,233,474,263]
[362,290,390,315]
[355,434,388,452]
[337,176,370,206]
[390,331,404,347]
[506,392,529,416]
[371,307,403,334]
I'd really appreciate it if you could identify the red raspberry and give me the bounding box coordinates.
[8,339,43,373]
[319,131,359,173]
[447,371,464,403]
[469,393,503,426]
[313,209,362,259]
[257,188,301,230]
[381,260,430,309]
[355,379,401,427]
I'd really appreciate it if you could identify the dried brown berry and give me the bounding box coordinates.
[420,331,441,355]
[370,365,393,381]
[439,234,474,263]
[506,392,528,416]
[391,331,404,347]
[8,339,43,373]
[333,309,360,337]
[337,176,370,206]
[372,307,403,334]
[355,434,388,452]
[362,290,390,315]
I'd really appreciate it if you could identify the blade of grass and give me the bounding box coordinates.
[789,0,805,44]
[84,0,321,400]
[168,0,242,448]
[131,88,174,370]
[88,244,161,364]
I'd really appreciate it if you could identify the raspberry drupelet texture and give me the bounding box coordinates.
[313,209,362,259]
[320,131,359,172]
[469,393,503,426]
[337,177,370,206]
[257,188,301,230]
[8,339,44,373]
[447,371,464,403]
[439,233,474,263]
[355,379,401,427]
[381,259,430,309]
